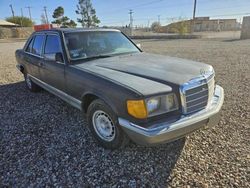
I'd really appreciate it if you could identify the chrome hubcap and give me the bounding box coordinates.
[92,110,115,142]
[26,75,32,89]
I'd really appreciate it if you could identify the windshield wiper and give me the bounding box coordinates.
[84,54,113,61]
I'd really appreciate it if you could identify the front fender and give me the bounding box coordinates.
[81,91,119,115]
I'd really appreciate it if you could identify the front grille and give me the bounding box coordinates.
[180,74,215,114]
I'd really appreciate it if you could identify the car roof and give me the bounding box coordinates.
[35,28,121,34]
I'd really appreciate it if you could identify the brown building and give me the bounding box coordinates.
[241,16,250,39]
[193,17,238,32]
[162,17,239,33]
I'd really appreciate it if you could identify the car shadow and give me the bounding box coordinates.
[0,81,185,187]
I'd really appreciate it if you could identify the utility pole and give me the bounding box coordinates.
[129,9,133,36]
[147,19,150,31]
[21,8,23,17]
[20,8,24,27]
[26,6,32,21]
[192,0,197,33]
[9,4,16,28]
[158,15,161,24]
[9,4,15,18]
[43,6,49,24]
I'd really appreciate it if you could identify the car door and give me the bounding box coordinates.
[24,34,45,80]
[40,33,65,92]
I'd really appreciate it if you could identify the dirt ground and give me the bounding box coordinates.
[0,38,249,187]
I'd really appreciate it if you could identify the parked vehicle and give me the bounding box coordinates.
[16,28,224,149]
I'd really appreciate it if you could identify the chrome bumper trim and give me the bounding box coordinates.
[118,85,224,146]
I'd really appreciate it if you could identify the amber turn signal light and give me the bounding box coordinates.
[127,100,148,119]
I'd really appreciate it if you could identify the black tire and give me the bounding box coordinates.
[87,99,129,149]
[24,74,41,92]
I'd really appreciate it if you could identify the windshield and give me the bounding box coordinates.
[64,31,140,60]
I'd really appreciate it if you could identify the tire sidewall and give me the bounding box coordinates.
[24,74,40,92]
[87,99,127,149]
[24,74,32,90]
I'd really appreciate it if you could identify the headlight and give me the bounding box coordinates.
[127,93,178,119]
[146,97,161,113]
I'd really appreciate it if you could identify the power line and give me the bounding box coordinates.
[101,11,249,26]
[99,0,166,15]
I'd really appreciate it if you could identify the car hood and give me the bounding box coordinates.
[73,52,213,96]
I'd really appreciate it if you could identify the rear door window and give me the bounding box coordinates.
[32,35,45,56]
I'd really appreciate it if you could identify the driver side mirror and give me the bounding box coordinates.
[55,52,64,63]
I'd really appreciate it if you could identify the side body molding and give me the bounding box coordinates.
[29,74,82,110]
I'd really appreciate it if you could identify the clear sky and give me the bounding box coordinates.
[1,0,250,27]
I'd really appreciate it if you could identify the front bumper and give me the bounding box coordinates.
[118,85,224,146]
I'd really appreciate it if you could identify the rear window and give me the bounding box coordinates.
[32,35,45,56]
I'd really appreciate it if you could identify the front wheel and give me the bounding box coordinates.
[87,99,129,149]
[24,74,41,92]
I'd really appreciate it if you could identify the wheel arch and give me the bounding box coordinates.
[17,64,25,74]
[81,92,118,114]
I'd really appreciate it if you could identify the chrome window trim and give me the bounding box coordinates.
[24,32,65,65]
[24,51,44,59]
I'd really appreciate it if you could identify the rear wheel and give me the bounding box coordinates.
[24,74,41,92]
[87,99,129,149]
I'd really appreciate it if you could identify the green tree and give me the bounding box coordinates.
[5,16,33,27]
[68,20,77,28]
[75,0,100,28]
[52,6,64,24]
[52,6,77,28]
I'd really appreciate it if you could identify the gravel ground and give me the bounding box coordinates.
[0,39,249,187]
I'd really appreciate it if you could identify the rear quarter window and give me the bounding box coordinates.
[25,37,34,53]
